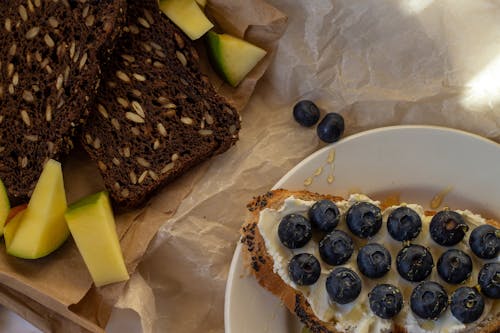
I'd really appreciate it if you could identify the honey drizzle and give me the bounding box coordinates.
[303,149,336,187]
[430,186,453,209]
[327,149,335,163]
[327,149,335,184]
[303,177,313,186]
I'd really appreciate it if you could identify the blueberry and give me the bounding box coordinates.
[319,230,354,266]
[451,287,485,324]
[478,263,500,299]
[387,206,422,242]
[288,253,321,286]
[326,267,362,304]
[357,243,391,278]
[316,113,345,143]
[308,200,340,232]
[437,249,472,284]
[469,225,500,259]
[396,244,434,282]
[430,210,469,246]
[369,284,403,319]
[278,214,312,249]
[346,202,382,238]
[410,281,448,320]
[293,100,321,127]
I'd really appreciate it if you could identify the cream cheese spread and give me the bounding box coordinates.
[258,195,499,333]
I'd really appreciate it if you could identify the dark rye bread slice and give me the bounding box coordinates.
[0,0,126,203]
[81,0,241,208]
[241,189,500,333]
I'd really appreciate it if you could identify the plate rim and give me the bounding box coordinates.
[273,124,498,189]
[224,124,499,333]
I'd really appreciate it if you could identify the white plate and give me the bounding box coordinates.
[224,125,500,333]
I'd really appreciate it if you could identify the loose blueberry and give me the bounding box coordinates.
[451,287,485,324]
[319,230,354,266]
[437,249,472,284]
[308,200,340,232]
[387,206,422,242]
[293,100,321,127]
[316,112,345,143]
[469,225,500,259]
[396,244,434,282]
[326,267,362,304]
[357,243,391,278]
[478,263,500,299]
[346,202,382,238]
[410,281,448,320]
[288,253,321,286]
[369,284,404,319]
[278,214,312,249]
[430,210,469,246]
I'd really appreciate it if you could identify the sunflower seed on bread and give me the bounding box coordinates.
[81,0,240,208]
[0,0,126,203]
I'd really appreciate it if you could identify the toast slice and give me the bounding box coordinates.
[80,0,241,208]
[0,0,126,203]
[241,189,499,333]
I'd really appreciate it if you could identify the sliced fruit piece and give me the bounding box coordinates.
[3,205,28,250]
[3,204,28,248]
[0,179,10,237]
[7,159,69,259]
[158,0,213,40]
[195,0,206,8]
[64,192,129,287]
[4,209,25,249]
[6,204,28,225]
[206,31,267,87]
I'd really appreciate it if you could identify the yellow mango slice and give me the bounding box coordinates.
[65,192,129,287]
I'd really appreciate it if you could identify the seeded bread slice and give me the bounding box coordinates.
[241,189,500,333]
[81,0,240,208]
[0,0,126,203]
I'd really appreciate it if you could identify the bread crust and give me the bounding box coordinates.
[240,189,499,333]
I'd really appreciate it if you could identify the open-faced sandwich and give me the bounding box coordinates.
[241,189,499,333]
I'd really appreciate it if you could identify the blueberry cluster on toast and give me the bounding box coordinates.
[241,189,499,333]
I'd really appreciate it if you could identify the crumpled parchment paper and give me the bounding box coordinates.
[0,0,286,332]
[123,0,500,332]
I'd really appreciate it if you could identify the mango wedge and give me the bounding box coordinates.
[65,192,129,287]
[7,160,69,259]
[195,0,206,7]
[4,209,25,249]
[159,0,213,40]
[0,179,10,237]
[206,31,267,87]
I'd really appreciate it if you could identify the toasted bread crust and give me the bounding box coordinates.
[240,189,499,333]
